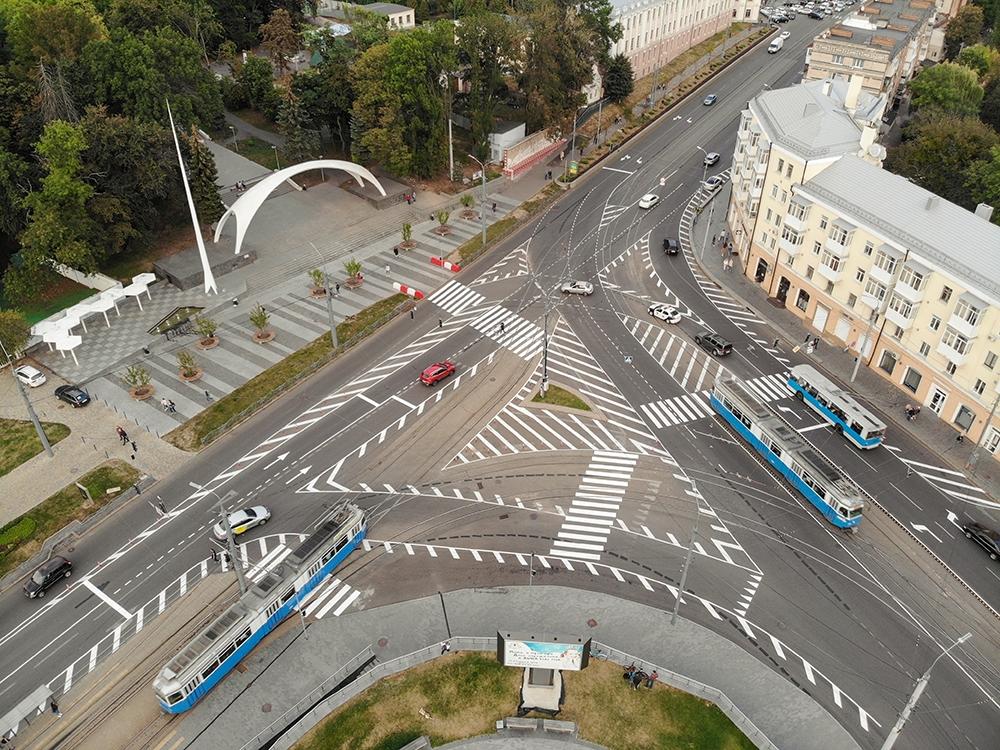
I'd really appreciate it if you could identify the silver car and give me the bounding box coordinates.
[213,506,271,540]
[561,280,594,296]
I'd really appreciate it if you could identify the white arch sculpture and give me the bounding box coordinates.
[214,160,387,257]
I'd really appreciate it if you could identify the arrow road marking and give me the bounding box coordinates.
[263,452,289,471]
[910,524,943,544]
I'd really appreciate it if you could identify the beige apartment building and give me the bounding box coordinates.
[728,78,1000,451]
[804,0,936,106]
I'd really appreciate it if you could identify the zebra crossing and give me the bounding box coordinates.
[429,278,488,316]
[642,373,792,429]
[551,452,636,561]
[600,203,630,230]
[470,306,545,360]
[449,316,675,466]
[620,314,728,392]
[471,242,530,285]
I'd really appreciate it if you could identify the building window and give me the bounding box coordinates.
[945,361,957,376]
[780,190,787,204]
[832,54,844,64]
[864,279,887,302]
[975,379,987,395]
[940,286,953,303]
[955,405,976,431]
[821,249,842,272]
[903,367,922,392]
[806,265,815,279]
[770,236,777,250]
[899,265,925,291]
[786,164,793,178]
[941,327,970,356]
[986,351,998,370]
[828,224,851,247]
[760,230,768,243]
[954,298,982,327]
[873,249,897,276]
[919,342,930,357]
[819,215,829,230]
[796,289,810,311]
[863,241,874,256]
[887,292,913,319]
[766,207,773,222]
[777,158,784,172]
[855,269,865,284]
[813,241,822,255]
[847,293,857,308]
[879,351,897,374]
[770,185,778,199]
[891,325,904,340]
[775,215,782,228]
[826,280,835,294]
[781,225,803,245]
[929,315,942,332]
[852,57,864,69]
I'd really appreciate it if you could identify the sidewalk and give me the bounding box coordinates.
[691,184,1000,501]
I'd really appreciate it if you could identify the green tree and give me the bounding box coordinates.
[182,125,225,226]
[260,8,299,75]
[345,6,389,53]
[7,121,96,302]
[9,1,108,64]
[908,62,984,118]
[885,113,999,209]
[956,44,998,79]
[944,6,983,61]
[603,53,634,104]
[235,54,276,110]
[981,74,1000,131]
[0,309,32,357]
[966,145,1000,224]
[0,145,30,239]
[277,92,320,163]
[295,39,355,153]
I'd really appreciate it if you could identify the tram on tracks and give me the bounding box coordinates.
[153,504,367,713]
[787,364,886,449]
[711,376,864,528]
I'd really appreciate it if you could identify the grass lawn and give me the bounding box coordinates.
[0,460,141,579]
[14,276,95,325]
[232,137,286,173]
[531,384,591,411]
[0,419,72,478]
[294,652,756,750]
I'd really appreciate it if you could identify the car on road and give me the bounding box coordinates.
[703,94,718,106]
[773,13,789,21]
[23,556,72,599]
[780,31,791,39]
[213,506,271,540]
[703,152,720,166]
[55,384,91,408]
[809,10,824,17]
[420,361,456,385]
[561,280,595,296]
[663,237,680,255]
[963,521,1000,560]
[704,175,725,193]
[638,194,660,209]
[648,303,682,324]
[15,365,46,388]
[694,331,733,356]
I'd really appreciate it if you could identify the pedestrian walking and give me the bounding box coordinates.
[51,701,62,718]
[410,310,414,319]
[385,263,391,277]
[393,246,399,256]
[492,202,497,212]
[646,670,658,689]
[205,389,213,402]
[406,194,412,205]
[168,400,176,413]
[411,192,416,204]
[232,297,239,306]
[500,321,505,333]
[161,397,170,412]
[224,551,232,564]
[812,337,819,349]
[335,283,340,295]
[712,235,717,245]
[441,640,451,654]
[773,338,780,349]
[804,334,812,344]
[210,547,219,562]
[116,426,125,444]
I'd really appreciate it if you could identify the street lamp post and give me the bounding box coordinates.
[310,242,338,348]
[880,633,972,750]
[671,481,700,626]
[190,483,247,593]
[0,336,52,457]
[532,278,552,397]
[271,145,280,170]
[695,145,710,187]
[467,154,488,246]
[229,126,238,152]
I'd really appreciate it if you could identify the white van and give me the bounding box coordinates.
[768,38,784,53]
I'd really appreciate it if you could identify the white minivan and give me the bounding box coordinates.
[768,38,784,53]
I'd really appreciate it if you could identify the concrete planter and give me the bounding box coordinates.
[130,385,155,400]
[253,329,276,344]
[196,336,219,350]
[179,367,203,382]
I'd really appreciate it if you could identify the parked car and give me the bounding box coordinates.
[561,280,595,296]
[638,194,660,209]
[420,361,456,385]
[963,521,1000,560]
[703,152,720,166]
[663,238,680,255]
[213,506,271,540]
[55,385,91,408]
[694,331,734,356]
[648,303,682,324]
[23,556,72,599]
[15,365,46,388]
[809,10,824,18]
[703,94,718,106]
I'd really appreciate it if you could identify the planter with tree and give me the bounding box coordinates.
[459,194,477,219]
[399,222,416,250]
[122,365,155,400]
[343,257,363,289]
[434,210,452,236]
[194,314,220,349]
[309,268,328,297]
[250,304,275,343]
[177,349,202,381]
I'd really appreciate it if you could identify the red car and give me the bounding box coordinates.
[420,361,456,385]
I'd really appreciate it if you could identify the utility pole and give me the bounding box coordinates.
[467,154,488,246]
[532,278,551,397]
[310,242,338,348]
[0,337,52,457]
[191,483,247,593]
[968,391,1000,470]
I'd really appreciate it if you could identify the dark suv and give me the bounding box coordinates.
[663,238,680,255]
[24,556,72,598]
[694,331,733,357]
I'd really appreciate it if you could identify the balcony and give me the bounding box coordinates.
[948,292,987,339]
[815,263,845,284]
[779,236,803,256]
[824,237,851,257]
[783,212,807,232]
[935,339,971,367]
[869,263,895,285]
[884,306,914,331]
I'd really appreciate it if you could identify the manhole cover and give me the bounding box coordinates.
[262,703,272,713]
[530,513,538,520]
[587,619,598,628]
[378,638,388,647]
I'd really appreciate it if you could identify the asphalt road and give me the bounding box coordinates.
[2,15,1000,750]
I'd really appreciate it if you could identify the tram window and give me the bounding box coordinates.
[202,660,219,680]
[814,485,826,499]
[168,692,184,705]
[336,536,347,552]
[266,601,280,617]
[236,628,251,646]
[281,588,294,603]
[309,562,321,576]
[185,678,200,694]
[219,642,236,661]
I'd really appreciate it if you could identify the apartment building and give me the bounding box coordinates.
[728,78,1000,449]
[609,0,760,80]
[804,0,936,105]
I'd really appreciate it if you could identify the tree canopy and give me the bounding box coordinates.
[909,62,984,118]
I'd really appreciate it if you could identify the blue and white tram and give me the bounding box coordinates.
[787,364,886,449]
[711,376,864,528]
[153,504,367,713]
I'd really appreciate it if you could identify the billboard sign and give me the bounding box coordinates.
[496,632,589,671]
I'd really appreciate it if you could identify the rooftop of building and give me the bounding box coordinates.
[799,154,1000,303]
[750,78,883,160]
[815,0,936,56]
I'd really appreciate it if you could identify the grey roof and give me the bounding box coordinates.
[365,2,413,13]
[821,0,937,58]
[750,79,882,160]
[799,154,1000,302]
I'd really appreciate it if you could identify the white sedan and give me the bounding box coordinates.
[561,280,594,296]
[638,194,660,209]
[213,506,271,539]
[780,31,791,39]
[648,303,682,324]
[704,175,725,193]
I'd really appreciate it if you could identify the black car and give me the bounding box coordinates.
[809,10,824,17]
[55,385,91,408]
[963,522,1000,560]
[663,238,680,255]
[24,556,72,598]
[694,331,734,357]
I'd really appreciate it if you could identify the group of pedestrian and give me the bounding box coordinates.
[234,180,247,192]
[905,404,921,421]
[160,397,176,413]
[405,193,417,205]
[623,665,658,690]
